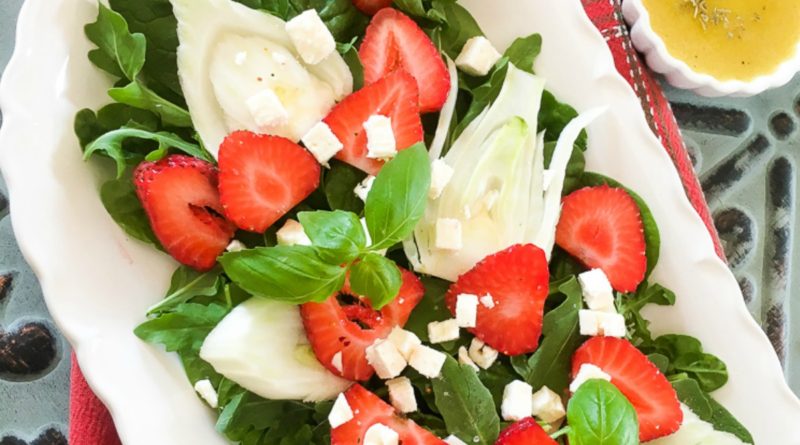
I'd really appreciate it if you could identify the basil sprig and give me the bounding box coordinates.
[566,380,639,445]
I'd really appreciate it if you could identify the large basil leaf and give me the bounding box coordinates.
[567,379,639,445]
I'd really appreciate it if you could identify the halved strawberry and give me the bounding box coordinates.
[360,8,450,113]
[445,244,549,356]
[325,70,423,175]
[218,131,321,233]
[495,418,558,445]
[134,155,236,271]
[351,0,393,15]
[555,186,647,292]
[572,337,683,442]
[332,384,445,445]
[300,268,424,381]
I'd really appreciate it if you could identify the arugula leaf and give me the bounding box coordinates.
[365,144,431,250]
[477,359,518,407]
[706,395,754,444]
[323,160,367,214]
[240,0,369,43]
[566,380,639,445]
[394,0,428,18]
[338,41,364,91]
[502,34,542,74]
[84,4,146,81]
[432,357,501,445]
[109,82,193,128]
[148,266,223,315]
[100,176,160,247]
[217,391,327,444]
[298,210,366,262]
[617,281,675,346]
[75,104,160,148]
[349,253,402,309]
[404,276,451,342]
[134,303,229,352]
[648,335,728,392]
[671,378,754,444]
[220,246,347,303]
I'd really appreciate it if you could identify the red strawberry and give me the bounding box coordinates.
[360,8,450,113]
[351,0,393,15]
[495,418,558,445]
[300,268,424,381]
[218,131,321,233]
[325,70,423,175]
[134,155,236,271]
[332,384,446,445]
[572,337,683,442]
[555,186,647,292]
[445,244,550,356]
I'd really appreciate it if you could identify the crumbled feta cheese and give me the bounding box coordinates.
[276,219,312,246]
[354,175,376,202]
[444,435,468,445]
[455,294,479,328]
[408,344,447,378]
[501,380,533,421]
[331,351,343,374]
[194,379,219,408]
[301,121,343,165]
[271,51,290,65]
[578,269,615,312]
[468,338,499,369]
[234,51,248,66]
[226,240,246,252]
[579,310,627,338]
[364,115,397,160]
[387,327,421,360]
[570,363,612,393]
[429,159,454,199]
[542,169,555,192]
[531,386,566,423]
[366,339,407,379]
[246,89,289,131]
[435,218,463,250]
[328,393,354,428]
[455,36,502,77]
[428,319,460,344]
[285,9,336,65]
[364,423,399,445]
[458,346,479,372]
[480,294,496,309]
[387,377,417,413]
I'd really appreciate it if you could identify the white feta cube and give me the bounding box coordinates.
[364,115,397,160]
[387,327,422,360]
[276,219,312,246]
[458,346,479,372]
[455,36,502,77]
[579,310,627,338]
[193,379,219,408]
[531,386,566,423]
[428,319,460,344]
[364,423,399,445]
[456,294,479,328]
[331,351,343,374]
[468,338,499,369]
[246,89,289,130]
[480,294,496,309]
[226,240,246,252]
[578,269,615,312]
[285,9,336,65]
[429,159,454,199]
[302,121,343,165]
[328,393,354,428]
[354,175,376,202]
[387,377,417,413]
[542,169,555,191]
[569,363,612,393]
[366,339,407,379]
[408,344,447,378]
[435,218,463,250]
[444,435,468,445]
[501,380,533,421]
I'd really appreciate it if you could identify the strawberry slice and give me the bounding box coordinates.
[134,155,236,271]
[555,185,647,292]
[351,0,393,15]
[359,8,450,113]
[572,337,683,442]
[218,131,321,233]
[495,418,558,445]
[445,244,550,356]
[300,268,424,381]
[325,70,423,175]
[332,384,445,445]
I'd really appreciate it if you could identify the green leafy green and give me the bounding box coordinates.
[100,175,160,247]
[323,160,367,214]
[349,253,402,309]
[108,82,193,128]
[539,90,586,150]
[239,0,369,42]
[298,210,366,262]
[617,281,675,346]
[404,276,451,342]
[338,41,364,91]
[148,266,223,315]
[427,0,483,58]
[75,104,161,148]
[672,378,754,444]
[84,4,147,80]
[648,335,728,392]
[134,303,229,352]
[566,380,639,445]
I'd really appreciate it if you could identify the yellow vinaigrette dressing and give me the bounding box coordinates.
[641,0,800,81]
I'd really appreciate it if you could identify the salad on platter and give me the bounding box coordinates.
[75,0,755,443]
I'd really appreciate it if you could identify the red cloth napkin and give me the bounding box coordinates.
[68,1,724,443]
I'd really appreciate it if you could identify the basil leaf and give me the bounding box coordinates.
[404,276,451,342]
[365,144,431,250]
[100,176,160,247]
[324,160,367,214]
[148,266,223,315]
[349,253,402,309]
[432,357,501,445]
[84,4,146,81]
[134,303,229,352]
[566,379,639,445]
[220,246,347,303]
[109,82,193,128]
[298,210,366,262]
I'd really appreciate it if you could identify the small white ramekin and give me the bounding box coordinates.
[622,0,800,97]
